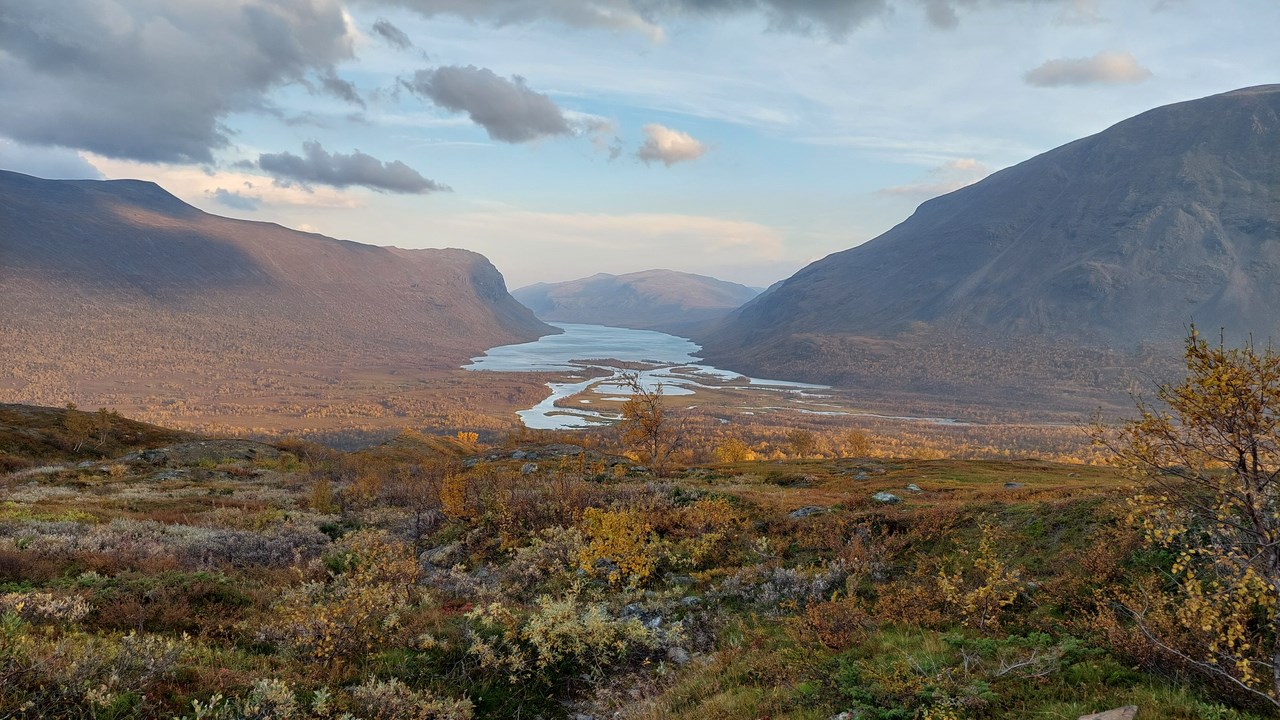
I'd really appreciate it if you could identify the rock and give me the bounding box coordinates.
[644,616,662,630]
[789,506,827,519]
[905,484,922,493]
[571,714,596,720]
[511,450,528,460]
[520,462,538,475]
[1078,707,1137,720]
[424,543,461,566]
[1004,482,1024,489]
[680,595,702,607]
[669,574,695,587]
[666,646,690,665]
[829,713,857,720]
[872,492,901,504]
[854,472,869,481]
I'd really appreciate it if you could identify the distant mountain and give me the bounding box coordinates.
[513,269,760,334]
[0,169,552,417]
[699,85,1280,411]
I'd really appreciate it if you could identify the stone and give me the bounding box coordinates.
[872,492,901,504]
[829,713,856,720]
[1004,482,1024,489]
[905,484,922,493]
[789,506,827,519]
[666,646,691,665]
[854,472,869,481]
[511,450,528,459]
[680,595,702,607]
[1078,707,1137,720]
[424,543,461,566]
[520,462,538,475]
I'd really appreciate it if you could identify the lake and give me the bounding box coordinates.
[464,323,826,429]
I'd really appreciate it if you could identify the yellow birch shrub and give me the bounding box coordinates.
[577,507,659,587]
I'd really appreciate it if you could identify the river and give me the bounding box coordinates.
[464,323,826,429]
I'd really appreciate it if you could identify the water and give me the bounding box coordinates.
[464,323,826,429]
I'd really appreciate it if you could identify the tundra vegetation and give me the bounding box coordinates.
[0,335,1277,719]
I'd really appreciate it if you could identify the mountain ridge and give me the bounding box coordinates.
[698,84,1280,409]
[513,268,759,334]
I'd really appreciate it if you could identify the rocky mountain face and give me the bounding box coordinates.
[699,86,1280,410]
[513,269,759,334]
[0,170,551,413]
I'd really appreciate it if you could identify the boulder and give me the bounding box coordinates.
[789,506,827,519]
[520,462,538,475]
[1078,707,1137,720]
[872,492,901,504]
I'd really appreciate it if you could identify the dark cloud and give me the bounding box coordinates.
[671,0,888,39]
[371,18,414,49]
[404,65,572,143]
[362,0,1079,39]
[257,141,449,194]
[0,0,355,163]
[317,70,366,107]
[210,188,262,211]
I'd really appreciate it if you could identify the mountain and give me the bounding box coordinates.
[699,85,1280,410]
[513,269,760,333]
[0,169,552,424]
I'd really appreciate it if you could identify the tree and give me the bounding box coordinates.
[617,372,684,476]
[1094,329,1280,707]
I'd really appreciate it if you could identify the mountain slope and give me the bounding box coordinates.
[699,85,1280,408]
[513,269,759,333]
[0,170,552,425]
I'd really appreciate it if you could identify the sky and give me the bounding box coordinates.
[1,0,1277,289]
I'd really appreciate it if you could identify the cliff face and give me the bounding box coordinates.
[513,269,759,334]
[698,86,1280,407]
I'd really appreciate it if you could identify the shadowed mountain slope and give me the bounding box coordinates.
[513,269,759,333]
[699,85,1280,410]
[0,170,552,417]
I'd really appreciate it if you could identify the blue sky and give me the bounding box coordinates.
[1,0,1277,288]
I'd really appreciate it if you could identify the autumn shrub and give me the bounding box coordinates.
[183,677,473,720]
[797,595,873,650]
[578,506,660,587]
[466,591,675,683]
[934,523,1025,631]
[0,619,187,717]
[502,525,586,598]
[259,529,427,664]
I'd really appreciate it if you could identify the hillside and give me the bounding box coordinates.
[0,170,553,433]
[700,85,1280,410]
[513,269,759,333]
[0,406,1256,719]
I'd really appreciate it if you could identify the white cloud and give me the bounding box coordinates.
[635,124,706,166]
[1024,51,1153,87]
[85,155,364,211]
[879,158,991,198]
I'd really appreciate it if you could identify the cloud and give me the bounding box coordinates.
[880,158,990,198]
[210,188,262,211]
[371,18,414,48]
[316,69,366,107]
[257,141,450,193]
[1024,51,1153,87]
[636,124,706,166]
[0,0,355,164]
[404,65,572,143]
[359,0,666,42]
[361,0,1090,40]
[85,154,364,209]
[0,139,103,179]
